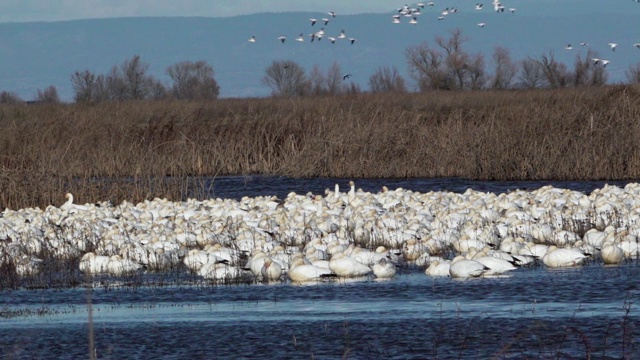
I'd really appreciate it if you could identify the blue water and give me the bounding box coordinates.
[1,177,639,359]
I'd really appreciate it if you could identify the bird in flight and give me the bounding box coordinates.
[477,22,486,28]
[309,18,317,26]
[278,36,286,43]
[634,43,640,49]
[565,44,573,50]
[343,74,352,80]
[328,11,336,18]
[349,38,357,45]
[248,36,256,43]
[608,42,617,51]
[475,3,483,10]
[296,34,304,42]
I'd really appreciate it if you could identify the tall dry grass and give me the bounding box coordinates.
[2,85,640,209]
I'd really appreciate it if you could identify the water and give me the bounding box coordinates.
[1,177,639,359]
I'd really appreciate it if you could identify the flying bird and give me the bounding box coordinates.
[322,18,330,25]
[608,42,617,51]
[338,29,347,39]
[565,44,573,50]
[296,34,304,42]
[278,36,286,43]
[633,43,640,49]
[309,18,317,26]
[248,36,256,43]
[477,22,486,27]
[509,8,516,13]
[409,16,418,24]
[328,11,336,18]
[475,3,483,10]
[349,38,357,45]
[343,74,352,80]
[580,42,589,46]
[328,37,336,44]
[392,15,401,23]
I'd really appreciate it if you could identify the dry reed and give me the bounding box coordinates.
[2,85,640,209]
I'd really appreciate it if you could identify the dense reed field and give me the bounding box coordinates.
[1,85,640,209]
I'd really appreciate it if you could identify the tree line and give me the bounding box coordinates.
[2,28,640,103]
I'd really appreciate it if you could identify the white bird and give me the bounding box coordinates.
[288,259,333,283]
[425,260,451,277]
[608,42,617,51]
[328,37,336,44]
[634,43,640,49]
[542,246,587,268]
[248,36,256,43]
[565,44,573,50]
[601,59,611,67]
[278,36,286,43]
[338,29,347,39]
[349,38,357,45]
[261,258,283,281]
[580,42,589,46]
[509,8,516,13]
[409,17,418,24]
[449,259,488,278]
[328,11,336,18]
[322,18,330,25]
[392,16,401,24]
[475,3,483,10]
[372,258,396,278]
[474,256,518,275]
[601,243,624,265]
[477,22,486,28]
[295,34,304,42]
[329,253,372,278]
[309,18,317,26]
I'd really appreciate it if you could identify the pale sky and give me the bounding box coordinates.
[0,1,396,23]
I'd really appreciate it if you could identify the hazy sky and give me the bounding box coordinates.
[0,1,396,23]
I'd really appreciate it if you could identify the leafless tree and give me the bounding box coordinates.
[0,91,23,104]
[308,64,327,96]
[572,49,607,87]
[405,42,448,91]
[262,60,308,97]
[369,66,407,93]
[70,70,97,102]
[517,58,546,89]
[436,29,469,90]
[489,46,517,89]
[35,85,60,103]
[167,60,219,100]
[112,55,155,100]
[626,62,640,84]
[536,51,570,88]
[326,62,343,95]
[466,53,486,90]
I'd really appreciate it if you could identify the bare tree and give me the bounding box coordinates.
[626,62,640,84]
[436,29,469,90]
[167,60,219,100]
[0,91,23,104]
[405,42,448,91]
[467,53,486,90]
[517,58,546,89]
[71,70,97,102]
[536,51,570,88]
[572,49,608,87]
[369,66,407,93]
[262,60,308,97]
[326,62,343,95]
[489,46,517,89]
[35,85,60,103]
[308,64,326,96]
[115,55,155,100]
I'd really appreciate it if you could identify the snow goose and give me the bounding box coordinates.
[329,253,372,278]
[248,36,256,43]
[278,36,286,43]
[261,258,283,281]
[542,246,587,268]
[425,260,451,277]
[600,243,624,265]
[288,259,334,283]
[608,42,617,51]
[372,258,396,278]
[449,258,489,278]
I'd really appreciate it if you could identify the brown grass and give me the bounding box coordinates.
[2,85,640,209]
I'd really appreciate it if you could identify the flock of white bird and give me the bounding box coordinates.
[1,181,640,286]
[247,1,640,71]
[248,10,358,46]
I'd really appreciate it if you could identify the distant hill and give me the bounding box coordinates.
[0,3,639,101]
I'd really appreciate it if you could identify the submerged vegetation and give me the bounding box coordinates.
[1,85,639,209]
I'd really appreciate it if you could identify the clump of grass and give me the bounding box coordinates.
[2,85,640,209]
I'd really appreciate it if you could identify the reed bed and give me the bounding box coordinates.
[2,85,640,209]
